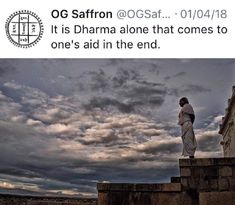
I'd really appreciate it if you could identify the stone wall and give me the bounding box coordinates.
[179,158,235,192]
[0,195,98,205]
[180,158,235,205]
[199,191,235,205]
[219,86,235,157]
[97,183,193,205]
[97,157,235,205]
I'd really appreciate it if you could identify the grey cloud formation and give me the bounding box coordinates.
[164,71,187,81]
[77,67,167,114]
[0,59,234,197]
[180,84,211,94]
[0,60,16,77]
[168,84,211,97]
[197,132,221,152]
[136,141,181,155]
[84,97,136,113]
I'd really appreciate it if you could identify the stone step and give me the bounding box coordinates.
[171,177,181,183]
[97,183,182,192]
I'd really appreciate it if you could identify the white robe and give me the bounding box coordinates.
[178,104,197,157]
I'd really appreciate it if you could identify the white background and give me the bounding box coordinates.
[0,0,234,58]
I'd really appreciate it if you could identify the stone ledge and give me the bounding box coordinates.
[180,168,191,176]
[179,158,235,167]
[199,191,235,205]
[219,166,233,176]
[97,183,182,192]
[171,177,181,183]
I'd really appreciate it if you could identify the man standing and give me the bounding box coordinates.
[178,97,197,159]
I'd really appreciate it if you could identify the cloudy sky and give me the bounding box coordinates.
[0,59,234,197]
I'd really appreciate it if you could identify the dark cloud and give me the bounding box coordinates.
[86,69,110,91]
[136,141,181,155]
[164,71,186,81]
[83,93,165,113]
[174,71,186,77]
[111,68,142,88]
[84,97,135,113]
[181,84,211,93]
[81,67,167,113]
[0,188,46,196]
[168,84,211,97]
[0,167,42,178]
[0,121,84,191]
[0,60,16,77]
[121,85,166,105]
[104,59,125,67]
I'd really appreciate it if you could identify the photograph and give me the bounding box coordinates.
[0,59,234,204]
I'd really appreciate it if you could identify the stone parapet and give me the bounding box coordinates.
[179,158,235,192]
[179,158,235,167]
[98,186,192,205]
[97,157,235,205]
[97,183,181,192]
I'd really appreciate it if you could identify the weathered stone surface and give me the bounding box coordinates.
[97,157,235,205]
[228,179,235,190]
[151,192,182,205]
[179,158,235,167]
[218,178,230,191]
[219,166,233,177]
[180,178,188,188]
[203,167,218,178]
[187,178,198,190]
[179,158,215,167]
[179,158,235,192]
[199,191,235,205]
[213,157,235,165]
[97,183,181,192]
[198,178,210,191]
[98,191,130,205]
[180,168,191,177]
[98,191,191,205]
[171,177,180,183]
[29,202,83,205]
[208,179,218,191]
[233,167,235,176]
[180,192,195,205]
[97,183,135,192]
[191,167,201,178]
[98,192,107,205]
[161,183,181,192]
[219,86,235,157]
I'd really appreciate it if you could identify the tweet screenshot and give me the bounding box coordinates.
[0,0,235,204]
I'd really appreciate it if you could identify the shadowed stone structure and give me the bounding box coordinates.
[97,158,235,205]
[219,86,235,157]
